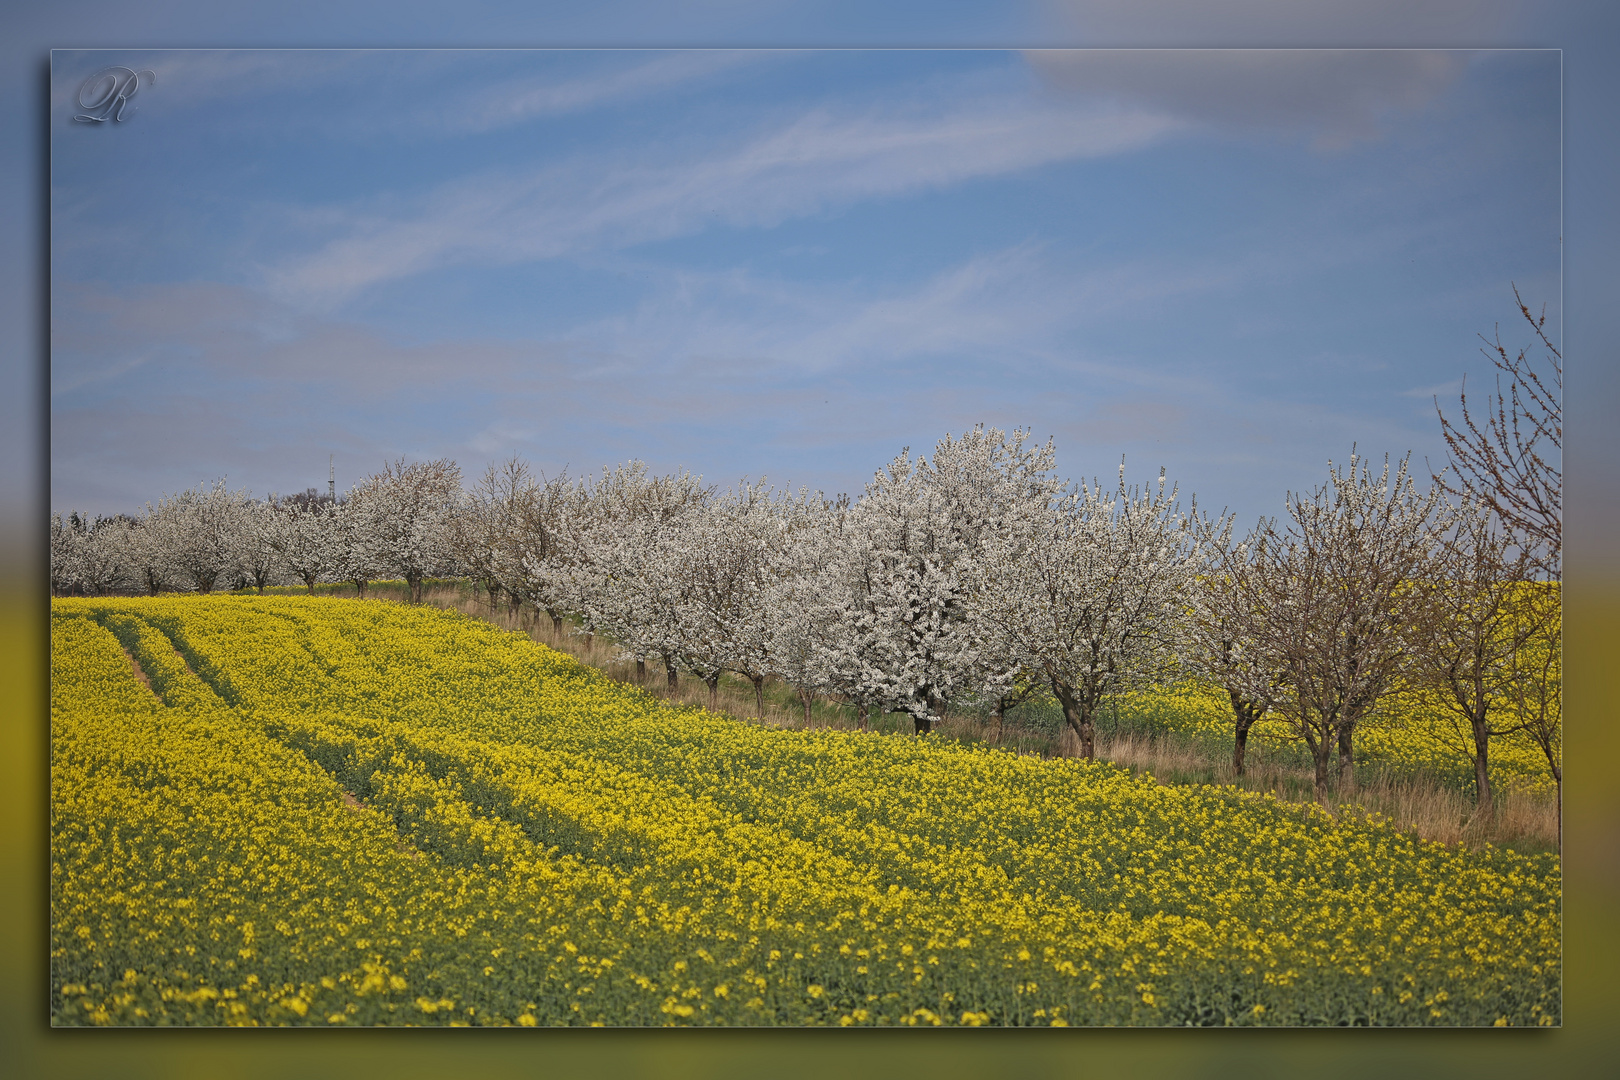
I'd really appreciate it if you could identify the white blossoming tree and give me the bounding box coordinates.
[762,494,847,726]
[507,466,588,635]
[675,479,815,719]
[268,499,337,594]
[350,458,462,603]
[328,497,384,598]
[825,427,1059,734]
[450,459,526,614]
[233,498,284,594]
[49,513,77,596]
[111,516,172,596]
[572,462,711,692]
[50,513,130,596]
[147,480,254,594]
[977,463,1201,759]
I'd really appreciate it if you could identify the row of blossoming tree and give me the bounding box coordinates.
[51,458,463,605]
[50,300,1559,812]
[49,432,1558,812]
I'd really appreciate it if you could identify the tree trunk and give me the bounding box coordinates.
[665,656,679,695]
[408,573,424,604]
[1336,722,1356,790]
[636,658,646,683]
[1054,684,1095,760]
[705,673,720,712]
[1234,713,1254,777]
[1304,728,1333,806]
[1471,712,1495,818]
[547,608,563,636]
[1228,691,1261,777]
[913,712,931,735]
[1554,773,1562,848]
[751,674,766,720]
[857,702,869,731]
[799,687,813,727]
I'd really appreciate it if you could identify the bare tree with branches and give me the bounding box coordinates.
[1508,578,1562,841]
[1434,286,1561,579]
[1254,452,1449,805]
[1190,514,1286,777]
[1413,503,1551,819]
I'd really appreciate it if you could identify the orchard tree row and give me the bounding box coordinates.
[50,297,1559,811]
[50,459,461,604]
[50,427,1557,813]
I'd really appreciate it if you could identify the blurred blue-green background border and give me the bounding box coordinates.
[6,3,1617,1077]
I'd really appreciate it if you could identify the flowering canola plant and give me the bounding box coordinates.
[51,597,1560,1027]
[1115,675,1557,795]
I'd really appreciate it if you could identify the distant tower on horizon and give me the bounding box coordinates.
[329,455,335,503]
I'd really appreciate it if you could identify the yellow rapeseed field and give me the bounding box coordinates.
[51,597,1560,1027]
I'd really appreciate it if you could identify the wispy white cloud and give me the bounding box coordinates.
[560,240,1274,391]
[54,49,770,143]
[265,93,1184,304]
[49,347,162,398]
[49,271,1461,528]
[428,50,773,134]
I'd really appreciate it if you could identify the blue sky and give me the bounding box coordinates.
[47,44,1561,533]
[5,1,1615,574]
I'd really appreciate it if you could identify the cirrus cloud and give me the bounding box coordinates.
[265,92,1185,304]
